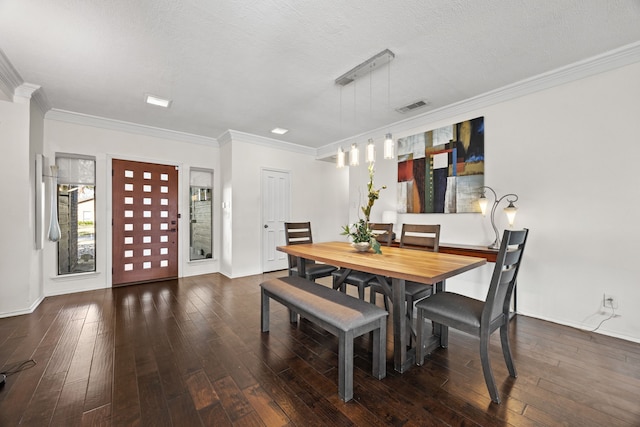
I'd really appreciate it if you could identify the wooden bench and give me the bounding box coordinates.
[260,275,388,402]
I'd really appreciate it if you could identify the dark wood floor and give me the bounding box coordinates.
[1,272,639,426]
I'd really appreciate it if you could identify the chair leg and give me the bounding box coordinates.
[369,288,377,305]
[370,288,389,310]
[500,323,517,378]
[416,307,425,366]
[480,331,500,404]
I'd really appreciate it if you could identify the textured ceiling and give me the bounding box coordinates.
[2,0,640,148]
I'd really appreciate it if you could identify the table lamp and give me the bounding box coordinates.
[478,186,519,249]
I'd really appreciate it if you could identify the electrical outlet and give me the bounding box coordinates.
[603,294,618,309]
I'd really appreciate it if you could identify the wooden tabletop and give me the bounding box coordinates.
[277,241,486,285]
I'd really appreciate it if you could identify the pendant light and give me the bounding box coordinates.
[384,133,394,159]
[336,147,345,168]
[349,143,360,166]
[366,139,375,163]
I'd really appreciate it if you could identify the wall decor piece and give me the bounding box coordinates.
[397,116,484,213]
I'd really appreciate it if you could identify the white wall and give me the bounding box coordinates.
[222,134,349,278]
[219,138,233,277]
[0,96,40,315]
[42,119,221,296]
[28,98,45,306]
[348,61,640,342]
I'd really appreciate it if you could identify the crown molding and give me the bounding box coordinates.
[224,129,317,156]
[317,40,640,160]
[217,130,233,147]
[31,88,51,114]
[46,109,219,147]
[0,48,23,100]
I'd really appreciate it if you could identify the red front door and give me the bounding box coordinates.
[112,159,178,286]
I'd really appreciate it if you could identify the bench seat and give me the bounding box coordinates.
[261,275,388,402]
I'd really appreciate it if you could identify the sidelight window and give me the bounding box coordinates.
[189,168,213,260]
[56,155,96,275]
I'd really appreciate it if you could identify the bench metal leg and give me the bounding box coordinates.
[372,320,386,380]
[338,331,354,402]
[261,290,270,332]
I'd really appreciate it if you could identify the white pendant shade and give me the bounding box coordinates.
[384,133,394,159]
[366,139,375,163]
[336,147,345,168]
[349,143,359,166]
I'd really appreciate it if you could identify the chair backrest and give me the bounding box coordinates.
[283,222,314,270]
[482,228,529,327]
[284,222,313,245]
[368,222,394,246]
[400,224,440,252]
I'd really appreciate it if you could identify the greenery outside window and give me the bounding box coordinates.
[56,156,96,275]
[190,169,213,260]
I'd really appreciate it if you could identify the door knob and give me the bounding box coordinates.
[264,224,268,228]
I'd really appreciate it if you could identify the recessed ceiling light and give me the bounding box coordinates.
[145,94,172,108]
[271,128,289,135]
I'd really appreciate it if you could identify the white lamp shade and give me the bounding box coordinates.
[366,139,375,163]
[478,196,489,216]
[504,203,518,226]
[336,147,345,168]
[384,133,394,159]
[349,143,359,166]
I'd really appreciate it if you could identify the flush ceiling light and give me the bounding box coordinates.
[145,94,171,108]
[271,128,289,135]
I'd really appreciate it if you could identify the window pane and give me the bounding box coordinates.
[57,184,96,274]
[56,157,95,185]
[189,181,213,260]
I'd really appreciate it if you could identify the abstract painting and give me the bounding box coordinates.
[397,116,484,213]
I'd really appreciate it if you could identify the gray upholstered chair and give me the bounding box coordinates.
[370,224,440,317]
[416,228,528,404]
[284,222,337,281]
[331,223,394,299]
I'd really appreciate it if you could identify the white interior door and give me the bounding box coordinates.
[262,169,290,272]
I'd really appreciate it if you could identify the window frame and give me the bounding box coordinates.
[55,154,97,276]
[188,168,214,261]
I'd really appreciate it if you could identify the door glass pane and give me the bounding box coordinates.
[189,169,213,260]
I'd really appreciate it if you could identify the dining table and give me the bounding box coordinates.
[277,241,486,373]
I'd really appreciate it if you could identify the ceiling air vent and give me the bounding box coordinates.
[395,100,429,114]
